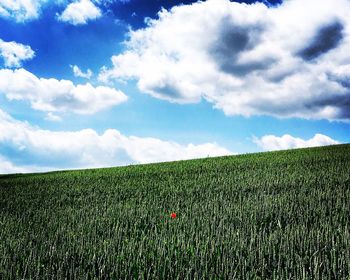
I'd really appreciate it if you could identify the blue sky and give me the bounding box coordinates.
[0,0,349,173]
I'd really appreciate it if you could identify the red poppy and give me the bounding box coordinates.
[170,212,177,219]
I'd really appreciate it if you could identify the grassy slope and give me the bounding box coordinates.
[0,144,350,279]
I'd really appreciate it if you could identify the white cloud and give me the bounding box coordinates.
[0,155,30,174]
[45,112,62,122]
[71,64,93,79]
[0,109,232,173]
[0,0,47,21]
[58,0,102,25]
[0,39,35,67]
[100,0,350,121]
[0,68,127,114]
[254,134,340,151]
[0,155,45,174]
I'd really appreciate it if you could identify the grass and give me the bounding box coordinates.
[1,144,350,279]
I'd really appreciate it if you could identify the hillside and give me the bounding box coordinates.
[1,144,350,279]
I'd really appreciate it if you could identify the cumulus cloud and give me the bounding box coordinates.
[71,64,93,79]
[57,0,102,25]
[0,0,47,21]
[254,134,340,151]
[0,68,127,114]
[100,0,350,121]
[0,109,232,173]
[0,39,35,67]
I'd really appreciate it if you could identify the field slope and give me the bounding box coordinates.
[1,144,350,279]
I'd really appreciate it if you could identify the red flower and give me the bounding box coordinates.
[170,212,177,219]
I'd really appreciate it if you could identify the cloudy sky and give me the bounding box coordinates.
[0,0,349,173]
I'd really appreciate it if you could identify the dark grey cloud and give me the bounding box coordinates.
[313,95,350,119]
[328,71,350,89]
[210,18,271,76]
[298,21,344,61]
[250,91,350,120]
[223,58,276,76]
[151,84,183,100]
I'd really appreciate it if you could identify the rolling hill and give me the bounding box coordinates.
[1,144,350,279]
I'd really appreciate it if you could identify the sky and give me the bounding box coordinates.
[0,0,349,173]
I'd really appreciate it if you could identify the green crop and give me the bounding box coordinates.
[1,144,350,279]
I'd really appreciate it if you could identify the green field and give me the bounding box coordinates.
[1,144,350,279]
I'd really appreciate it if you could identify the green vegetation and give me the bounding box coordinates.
[1,144,350,279]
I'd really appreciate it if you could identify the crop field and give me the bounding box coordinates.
[1,144,350,279]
